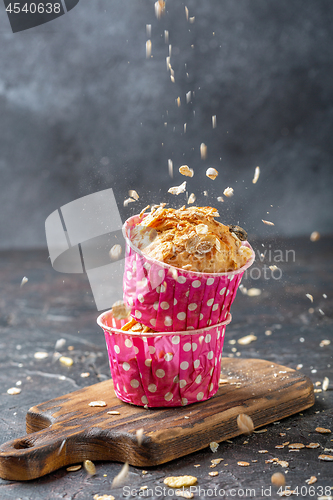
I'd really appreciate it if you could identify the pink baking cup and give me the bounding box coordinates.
[122,214,255,332]
[97,310,231,407]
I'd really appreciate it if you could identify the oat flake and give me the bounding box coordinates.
[89,401,107,407]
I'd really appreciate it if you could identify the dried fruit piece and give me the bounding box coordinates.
[163,476,197,488]
[67,465,82,472]
[316,427,331,434]
[237,414,254,435]
[84,460,96,476]
[89,401,107,407]
[271,472,286,487]
[179,165,194,177]
[206,168,218,180]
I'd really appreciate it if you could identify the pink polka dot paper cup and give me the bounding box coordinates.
[97,310,231,407]
[122,214,254,332]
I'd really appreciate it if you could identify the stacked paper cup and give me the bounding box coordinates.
[98,213,255,408]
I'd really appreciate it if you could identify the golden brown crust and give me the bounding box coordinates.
[131,206,252,273]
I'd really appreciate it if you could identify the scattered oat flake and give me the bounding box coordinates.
[323,377,329,391]
[212,115,217,128]
[84,460,96,476]
[177,97,181,107]
[20,276,28,287]
[305,476,317,485]
[211,458,224,465]
[34,352,49,359]
[296,364,303,370]
[94,494,114,500]
[128,190,139,201]
[179,165,194,177]
[258,450,268,454]
[80,372,90,378]
[316,427,331,434]
[247,288,262,297]
[288,443,305,449]
[253,429,267,434]
[209,471,218,477]
[238,334,257,345]
[206,167,218,180]
[200,143,207,160]
[318,454,333,461]
[310,231,320,242]
[320,339,331,347]
[210,442,219,453]
[278,461,289,468]
[305,293,314,303]
[111,462,129,488]
[89,401,107,407]
[217,196,224,203]
[271,472,286,487]
[306,443,320,448]
[107,411,120,415]
[136,428,144,446]
[275,445,285,449]
[168,181,187,195]
[67,465,82,472]
[269,265,278,271]
[252,166,260,184]
[7,387,21,395]
[164,476,197,488]
[319,308,325,315]
[189,17,195,23]
[193,464,200,468]
[59,356,73,367]
[185,5,189,20]
[223,187,234,197]
[186,91,191,103]
[237,461,250,467]
[314,388,322,393]
[188,193,196,204]
[168,159,173,178]
[237,414,254,435]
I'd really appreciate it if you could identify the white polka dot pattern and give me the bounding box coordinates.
[156,369,165,378]
[161,301,169,310]
[207,298,214,306]
[130,379,139,388]
[188,303,197,311]
[183,343,191,352]
[122,362,130,371]
[148,384,157,392]
[125,339,133,348]
[180,361,189,370]
[177,312,186,321]
[164,392,173,401]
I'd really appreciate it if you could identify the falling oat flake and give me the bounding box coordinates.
[262,219,274,226]
[223,187,234,197]
[200,143,207,160]
[210,442,219,453]
[136,428,144,446]
[238,334,257,345]
[84,459,96,476]
[252,166,260,184]
[188,193,196,204]
[237,414,254,435]
[154,0,165,19]
[146,40,151,58]
[310,231,320,242]
[217,196,224,203]
[206,168,218,180]
[59,356,73,367]
[212,115,217,128]
[34,352,49,359]
[20,276,28,288]
[168,159,173,178]
[128,190,139,200]
[168,181,187,195]
[247,288,261,297]
[306,293,314,303]
[124,197,135,207]
[67,465,82,472]
[179,165,194,177]
[322,377,329,391]
[111,462,129,488]
[109,244,122,260]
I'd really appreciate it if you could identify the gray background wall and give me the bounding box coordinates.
[0,0,332,248]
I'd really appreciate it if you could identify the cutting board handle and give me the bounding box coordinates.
[0,425,117,481]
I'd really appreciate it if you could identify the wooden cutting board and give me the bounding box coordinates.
[0,358,314,481]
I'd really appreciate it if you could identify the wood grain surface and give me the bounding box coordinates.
[0,358,314,481]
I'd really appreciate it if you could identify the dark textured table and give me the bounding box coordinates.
[0,236,332,500]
